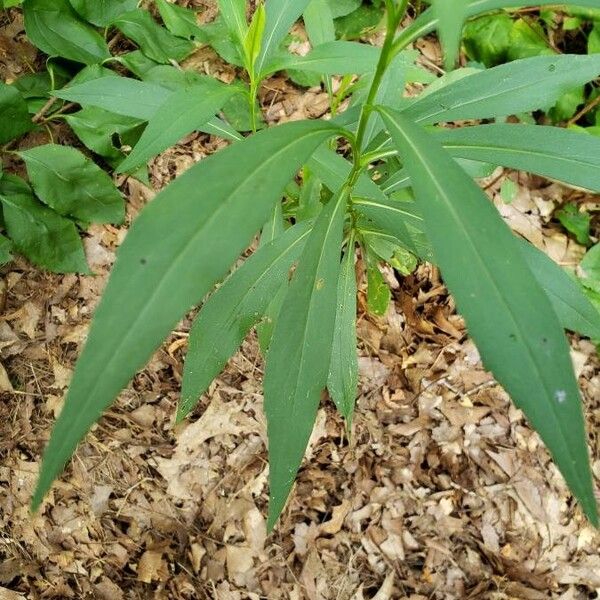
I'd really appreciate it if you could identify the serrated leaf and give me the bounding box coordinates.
[68,0,137,26]
[117,82,240,172]
[379,106,597,525]
[178,221,312,420]
[264,186,347,530]
[112,9,194,63]
[23,0,110,65]
[435,124,600,193]
[0,82,33,144]
[402,55,600,125]
[327,239,358,423]
[32,120,336,511]
[0,175,88,274]
[18,144,124,224]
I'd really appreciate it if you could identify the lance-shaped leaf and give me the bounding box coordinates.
[117,82,240,172]
[178,221,312,421]
[378,106,598,525]
[32,120,337,510]
[435,124,600,193]
[218,0,248,46]
[518,240,600,341]
[256,0,312,77]
[396,0,600,51]
[69,0,137,26]
[402,54,600,125]
[264,186,347,530]
[266,41,379,76]
[328,239,358,424]
[433,0,468,70]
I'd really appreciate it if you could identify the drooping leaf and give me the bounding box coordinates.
[112,9,194,63]
[433,0,468,70]
[256,0,312,77]
[117,82,240,172]
[327,238,358,424]
[178,221,312,420]
[518,239,600,340]
[0,82,33,144]
[435,124,600,193]
[401,55,600,125]
[264,186,347,530]
[18,144,124,224]
[379,106,598,525]
[23,0,110,65]
[0,175,88,274]
[32,120,336,510]
[68,0,137,26]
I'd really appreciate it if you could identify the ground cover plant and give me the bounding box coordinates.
[1,0,600,531]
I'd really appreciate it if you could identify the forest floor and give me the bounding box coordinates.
[1,6,600,600]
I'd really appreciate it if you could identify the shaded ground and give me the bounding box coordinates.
[1,5,600,600]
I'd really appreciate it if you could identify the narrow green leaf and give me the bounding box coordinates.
[267,41,379,76]
[436,124,600,193]
[112,9,194,63]
[155,0,205,40]
[244,2,266,70]
[68,0,137,26]
[402,55,600,125]
[0,175,88,274]
[117,83,239,172]
[18,144,124,224]
[178,221,312,420]
[328,238,358,424]
[23,0,110,65]
[32,120,336,510]
[0,82,33,144]
[379,106,597,525]
[518,240,600,341]
[256,0,312,77]
[218,0,248,46]
[264,186,347,530]
[303,0,335,49]
[433,0,468,70]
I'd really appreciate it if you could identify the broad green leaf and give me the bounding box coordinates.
[256,0,312,77]
[218,0,248,46]
[402,55,600,125]
[68,0,137,26]
[55,77,242,142]
[65,106,144,162]
[326,0,360,18]
[379,106,597,525]
[580,245,600,296]
[435,124,600,193]
[264,186,347,530]
[32,120,336,510]
[334,3,383,40]
[18,144,124,224]
[0,82,33,144]
[463,12,513,66]
[117,82,240,172]
[297,170,322,222]
[0,234,13,266]
[155,0,205,40]
[327,239,358,424]
[365,245,390,317]
[304,0,335,49]
[362,227,417,275]
[433,0,468,70]
[112,9,194,63]
[117,50,160,78]
[518,240,600,341]
[23,0,110,65]
[0,175,88,274]
[178,221,312,420]
[267,41,379,76]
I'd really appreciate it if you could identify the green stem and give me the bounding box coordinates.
[249,78,259,134]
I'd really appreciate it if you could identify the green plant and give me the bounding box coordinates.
[10,0,600,529]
